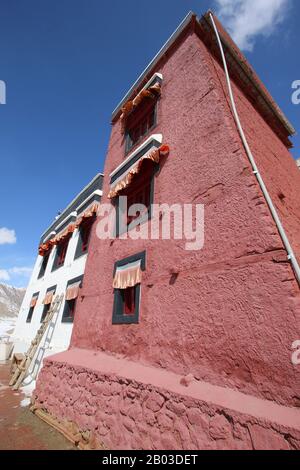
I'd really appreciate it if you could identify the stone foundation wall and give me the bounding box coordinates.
[33,355,300,450]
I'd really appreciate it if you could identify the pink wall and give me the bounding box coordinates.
[67,28,300,409]
[33,350,300,450]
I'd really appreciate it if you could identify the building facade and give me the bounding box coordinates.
[33,12,300,450]
[12,173,103,376]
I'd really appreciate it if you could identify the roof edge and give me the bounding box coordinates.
[110,10,295,138]
[40,172,104,239]
[111,11,195,121]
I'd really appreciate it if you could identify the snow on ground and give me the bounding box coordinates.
[20,397,31,407]
[20,380,36,397]
[19,380,36,407]
[0,317,16,339]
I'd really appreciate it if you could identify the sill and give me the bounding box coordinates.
[112,315,139,325]
[74,250,88,261]
[51,263,64,272]
[61,317,74,324]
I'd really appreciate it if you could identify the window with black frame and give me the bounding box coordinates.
[74,215,95,259]
[40,286,56,322]
[112,251,146,324]
[38,251,51,278]
[52,235,71,270]
[62,277,82,323]
[26,293,39,323]
[125,98,157,154]
[116,160,155,236]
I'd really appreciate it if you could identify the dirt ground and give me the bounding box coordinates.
[0,361,75,450]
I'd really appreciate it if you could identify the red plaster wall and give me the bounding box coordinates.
[208,47,300,263]
[69,29,300,407]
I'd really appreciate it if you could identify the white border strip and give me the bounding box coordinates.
[110,134,163,180]
[111,11,194,120]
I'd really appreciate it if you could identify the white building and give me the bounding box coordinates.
[297,159,300,169]
[12,173,103,377]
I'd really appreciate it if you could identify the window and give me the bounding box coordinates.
[125,99,157,154]
[62,299,76,323]
[38,251,50,279]
[116,161,154,236]
[62,276,82,323]
[52,235,71,270]
[112,251,146,324]
[26,293,39,323]
[41,286,56,322]
[41,303,51,322]
[74,215,95,259]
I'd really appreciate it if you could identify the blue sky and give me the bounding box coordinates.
[0,0,299,287]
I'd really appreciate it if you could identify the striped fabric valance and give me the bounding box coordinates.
[108,144,169,199]
[43,290,55,305]
[65,281,81,301]
[113,260,142,290]
[30,295,38,308]
[38,203,99,256]
[120,82,161,134]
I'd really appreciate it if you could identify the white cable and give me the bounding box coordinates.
[209,12,300,286]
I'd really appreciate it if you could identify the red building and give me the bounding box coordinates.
[33,12,300,450]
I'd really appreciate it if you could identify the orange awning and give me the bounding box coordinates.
[120,82,161,134]
[43,290,55,305]
[65,281,81,301]
[75,203,99,229]
[108,144,169,199]
[38,203,99,256]
[113,260,142,289]
[30,296,38,308]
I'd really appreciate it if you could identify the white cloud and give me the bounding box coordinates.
[0,227,17,245]
[9,267,32,277]
[214,0,290,51]
[0,266,33,285]
[0,269,10,281]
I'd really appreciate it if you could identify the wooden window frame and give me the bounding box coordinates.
[74,215,95,259]
[112,251,146,325]
[124,100,158,155]
[40,285,56,322]
[115,163,157,237]
[38,251,51,279]
[61,275,83,323]
[26,292,39,323]
[52,235,71,271]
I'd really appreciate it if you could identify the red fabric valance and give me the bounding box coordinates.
[38,203,99,256]
[39,225,74,257]
[108,144,170,199]
[30,296,38,308]
[120,82,161,134]
[75,203,99,229]
[43,290,55,305]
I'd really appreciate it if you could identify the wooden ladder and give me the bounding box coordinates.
[9,293,64,390]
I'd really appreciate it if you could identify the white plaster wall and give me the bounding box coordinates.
[12,227,87,360]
